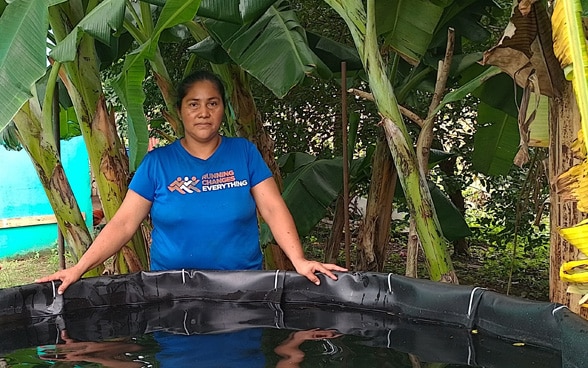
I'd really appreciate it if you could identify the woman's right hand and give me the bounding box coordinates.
[35,265,85,295]
[34,190,152,295]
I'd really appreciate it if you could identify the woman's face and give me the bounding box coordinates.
[179,80,224,144]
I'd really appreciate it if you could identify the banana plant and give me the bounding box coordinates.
[324,0,457,282]
[43,0,225,270]
[12,94,100,277]
[552,0,588,301]
[48,0,149,273]
[0,0,167,273]
[0,0,109,274]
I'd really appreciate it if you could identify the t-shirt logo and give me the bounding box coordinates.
[167,170,248,194]
[168,176,201,194]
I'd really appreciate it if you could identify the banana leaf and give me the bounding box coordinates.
[428,182,472,240]
[394,179,472,241]
[306,31,363,73]
[197,0,277,24]
[463,64,521,118]
[0,0,67,133]
[527,92,549,148]
[276,152,317,174]
[188,36,233,64]
[472,102,519,176]
[49,0,126,62]
[375,0,446,65]
[140,0,277,25]
[204,0,331,98]
[260,157,344,246]
[552,0,588,152]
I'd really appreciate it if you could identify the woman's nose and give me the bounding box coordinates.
[197,107,211,117]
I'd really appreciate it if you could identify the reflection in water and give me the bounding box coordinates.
[2,325,562,368]
[274,329,342,368]
[153,329,265,367]
[37,330,144,368]
[0,300,563,368]
[32,328,345,368]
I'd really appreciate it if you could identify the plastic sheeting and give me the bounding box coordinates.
[0,270,586,367]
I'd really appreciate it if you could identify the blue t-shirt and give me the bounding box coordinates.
[129,137,273,271]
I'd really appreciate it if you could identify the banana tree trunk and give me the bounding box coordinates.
[383,118,456,281]
[549,82,588,317]
[357,136,397,271]
[325,0,456,282]
[324,195,346,264]
[49,4,148,272]
[12,101,101,277]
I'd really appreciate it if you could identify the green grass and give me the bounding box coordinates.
[0,248,68,289]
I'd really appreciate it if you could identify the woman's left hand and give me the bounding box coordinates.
[292,259,347,285]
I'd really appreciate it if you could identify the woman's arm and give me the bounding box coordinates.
[35,190,152,294]
[252,178,347,284]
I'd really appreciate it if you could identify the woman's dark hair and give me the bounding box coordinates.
[175,70,227,109]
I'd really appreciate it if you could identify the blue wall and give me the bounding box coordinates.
[0,136,92,259]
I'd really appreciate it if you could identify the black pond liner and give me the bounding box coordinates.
[0,270,586,367]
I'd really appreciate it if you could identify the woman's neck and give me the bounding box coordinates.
[181,135,221,159]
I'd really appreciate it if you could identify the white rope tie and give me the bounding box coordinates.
[274,270,280,290]
[51,281,57,300]
[387,273,393,293]
[467,342,473,365]
[552,305,566,316]
[467,287,484,318]
[183,310,189,335]
[181,269,186,284]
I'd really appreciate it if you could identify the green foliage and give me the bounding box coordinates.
[203,0,331,98]
[0,0,68,134]
[466,150,550,253]
[454,243,550,301]
[472,102,520,175]
[258,78,380,160]
[0,122,21,151]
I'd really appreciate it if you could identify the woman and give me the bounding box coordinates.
[37,70,346,294]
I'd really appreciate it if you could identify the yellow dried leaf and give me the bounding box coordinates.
[552,0,573,69]
[571,128,587,158]
[556,160,588,212]
[560,219,588,254]
[560,259,588,283]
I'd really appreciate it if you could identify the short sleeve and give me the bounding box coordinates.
[129,152,157,202]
